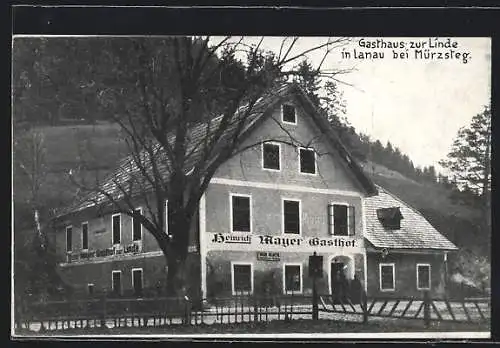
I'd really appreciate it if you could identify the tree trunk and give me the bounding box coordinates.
[165,251,179,296]
[164,206,192,296]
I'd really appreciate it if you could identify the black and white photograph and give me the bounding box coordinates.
[12,33,491,339]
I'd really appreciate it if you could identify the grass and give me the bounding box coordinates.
[14,319,490,337]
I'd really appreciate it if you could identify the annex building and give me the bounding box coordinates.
[50,83,457,301]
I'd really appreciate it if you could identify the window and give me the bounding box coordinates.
[283,199,301,235]
[417,264,431,290]
[231,194,251,232]
[328,204,355,236]
[299,148,316,174]
[87,283,94,295]
[66,226,72,252]
[232,263,253,294]
[132,268,143,297]
[262,142,281,171]
[283,264,302,294]
[82,222,88,250]
[282,104,297,124]
[133,208,142,241]
[379,263,395,291]
[377,207,403,230]
[112,271,122,296]
[112,214,121,245]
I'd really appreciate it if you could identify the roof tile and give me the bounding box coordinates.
[55,83,377,218]
[364,185,457,250]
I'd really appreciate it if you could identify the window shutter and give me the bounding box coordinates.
[165,200,169,235]
[328,204,335,235]
[348,206,355,236]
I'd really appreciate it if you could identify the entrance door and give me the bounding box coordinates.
[331,262,347,300]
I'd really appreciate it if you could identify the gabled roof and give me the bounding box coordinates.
[291,86,378,196]
[364,185,458,251]
[56,82,377,219]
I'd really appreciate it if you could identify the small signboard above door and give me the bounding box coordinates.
[257,251,280,261]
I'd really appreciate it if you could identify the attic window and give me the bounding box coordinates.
[282,104,297,124]
[377,207,403,230]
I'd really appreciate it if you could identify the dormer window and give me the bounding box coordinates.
[377,207,403,230]
[282,104,297,125]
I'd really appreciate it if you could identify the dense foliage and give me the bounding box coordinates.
[439,107,491,220]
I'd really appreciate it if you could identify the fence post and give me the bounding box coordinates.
[15,297,23,331]
[312,276,318,320]
[37,298,46,332]
[253,295,258,322]
[423,290,431,329]
[100,292,107,330]
[361,290,368,325]
[183,296,191,325]
[39,316,46,333]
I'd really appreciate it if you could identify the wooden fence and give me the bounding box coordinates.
[17,294,314,332]
[15,291,490,333]
[319,292,490,327]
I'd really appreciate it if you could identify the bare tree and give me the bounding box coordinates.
[14,128,48,241]
[69,36,350,295]
[13,127,54,325]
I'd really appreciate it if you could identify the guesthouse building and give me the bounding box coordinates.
[49,83,457,301]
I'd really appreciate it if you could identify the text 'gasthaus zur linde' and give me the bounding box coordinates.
[341,38,472,64]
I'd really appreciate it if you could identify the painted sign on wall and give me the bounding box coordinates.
[66,242,143,263]
[207,232,362,253]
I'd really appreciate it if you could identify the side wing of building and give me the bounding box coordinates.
[52,195,200,298]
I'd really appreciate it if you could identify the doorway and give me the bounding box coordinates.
[330,255,354,301]
[330,262,347,300]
